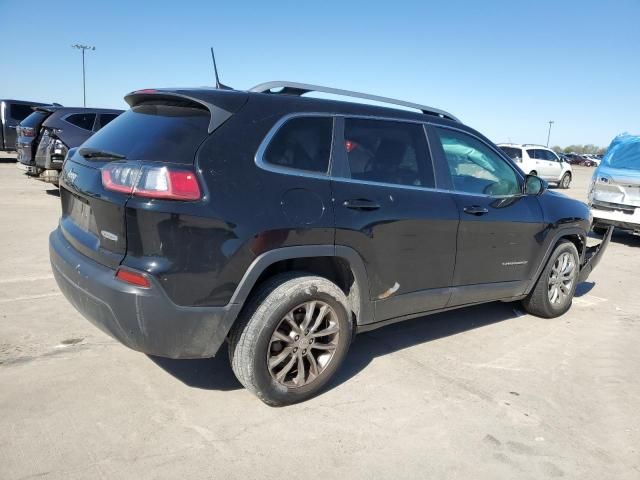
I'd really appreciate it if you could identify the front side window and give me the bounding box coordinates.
[342,118,434,187]
[263,117,333,173]
[65,113,96,131]
[434,127,521,196]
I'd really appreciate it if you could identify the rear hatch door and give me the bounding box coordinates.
[16,110,50,164]
[58,90,247,270]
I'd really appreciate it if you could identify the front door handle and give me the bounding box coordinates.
[343,199,381,211]
[463,205,489,216]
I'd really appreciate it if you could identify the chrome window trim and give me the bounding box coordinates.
[254,112,525,199]
[254,112,335,181]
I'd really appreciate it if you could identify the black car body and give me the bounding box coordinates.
[17,106,122,179]
[49,82,611,405]
[1,99,49,151]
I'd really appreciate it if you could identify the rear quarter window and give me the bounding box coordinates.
[65,113,96,131]
[263,116,333,173]
[78,103,210,164]
[499,147,522,161]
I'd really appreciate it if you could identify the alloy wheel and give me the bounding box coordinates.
[548,252,576,305]
[267,300,340,388]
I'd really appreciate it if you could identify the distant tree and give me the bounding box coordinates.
[551,145,563,153]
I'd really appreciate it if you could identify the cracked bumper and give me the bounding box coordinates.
[49,228,240,359]
[577,226,613,283]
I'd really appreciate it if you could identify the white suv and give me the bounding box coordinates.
[498,144,573,189]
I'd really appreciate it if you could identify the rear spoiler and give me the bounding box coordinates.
[124,89,249,134]
[33,105,64,114]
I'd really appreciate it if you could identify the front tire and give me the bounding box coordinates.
[560,172,571,189]
[522,240,579,318]
[228,273,352,406]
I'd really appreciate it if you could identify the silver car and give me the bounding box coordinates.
[588,134,640,234]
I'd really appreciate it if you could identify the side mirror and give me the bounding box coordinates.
[525,175,546,195]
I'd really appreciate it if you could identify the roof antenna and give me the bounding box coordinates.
[210,47,231,90]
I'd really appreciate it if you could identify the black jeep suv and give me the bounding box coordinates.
[49,82,610,405]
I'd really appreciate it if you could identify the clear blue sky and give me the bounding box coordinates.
[1,0,638,147]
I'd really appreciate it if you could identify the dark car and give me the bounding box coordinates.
[49,82,611,406]
[1,99,50,152]
[564,153,596,167]
[17,106,123,182]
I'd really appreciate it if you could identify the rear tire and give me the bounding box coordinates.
[228,273,352,406]
[522,240,579,318]
[560,172,571,189]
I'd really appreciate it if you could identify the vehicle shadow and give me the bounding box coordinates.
[148,301,523,394]
[327,302,523,391]
[575,282,595,297]
[147,343,242,391]
[45,189,60,197]
[0,157,17,163]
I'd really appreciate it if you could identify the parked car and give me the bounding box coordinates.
[49,81,611,405]
[17,106,123,182]
[588,134,640,235]
[564,153,596,167]
[583,154,601,166]
[1,99,50,151]
[497,143,573,188]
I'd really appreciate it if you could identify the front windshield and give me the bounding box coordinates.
[602,134,640,170]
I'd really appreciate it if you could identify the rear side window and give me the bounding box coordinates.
[79,103,210,164]
[264,117,333,173]
[342,118,434,187]
[499,147,523,162]
[527,149,539,159]
[10,104,34,121]
[65,113,96,131]
[98,113,119,130]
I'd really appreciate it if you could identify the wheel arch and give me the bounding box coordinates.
[524,227,587,295]
[228,245,373,326]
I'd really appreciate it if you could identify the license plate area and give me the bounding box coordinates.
[68,194,96,233]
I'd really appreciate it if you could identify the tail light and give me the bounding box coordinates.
[19,127,35,137]
[101,163,201,200]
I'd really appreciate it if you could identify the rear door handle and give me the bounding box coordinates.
[343,199,381,211]
[463,205,489,216]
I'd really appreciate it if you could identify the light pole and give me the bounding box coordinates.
[71,44,95,107]
[546,120,555,147]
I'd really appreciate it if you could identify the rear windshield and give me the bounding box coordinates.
[603,136,640,170]
[20,111,48,128]
[499,146,522,161]
[79,103,210,164]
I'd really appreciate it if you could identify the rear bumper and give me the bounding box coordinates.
[591,204,640,231]
[49,228,241,359]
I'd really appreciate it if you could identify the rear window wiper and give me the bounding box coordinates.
[78,147,126,160]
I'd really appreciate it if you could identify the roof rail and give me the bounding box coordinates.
[249,81,460,122]
[522,143,551,148]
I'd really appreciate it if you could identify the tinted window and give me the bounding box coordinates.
[264,117,333,173]
[434,127,520,196]
[98,114,119,130]
[20,111,48,128]
[526,149,538,159]
[499,146,523,161]
[10,104,34,121]
[79,103,210,164]
[66,113,96,131]
[342,118,433,187]
[546,150,560,161]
